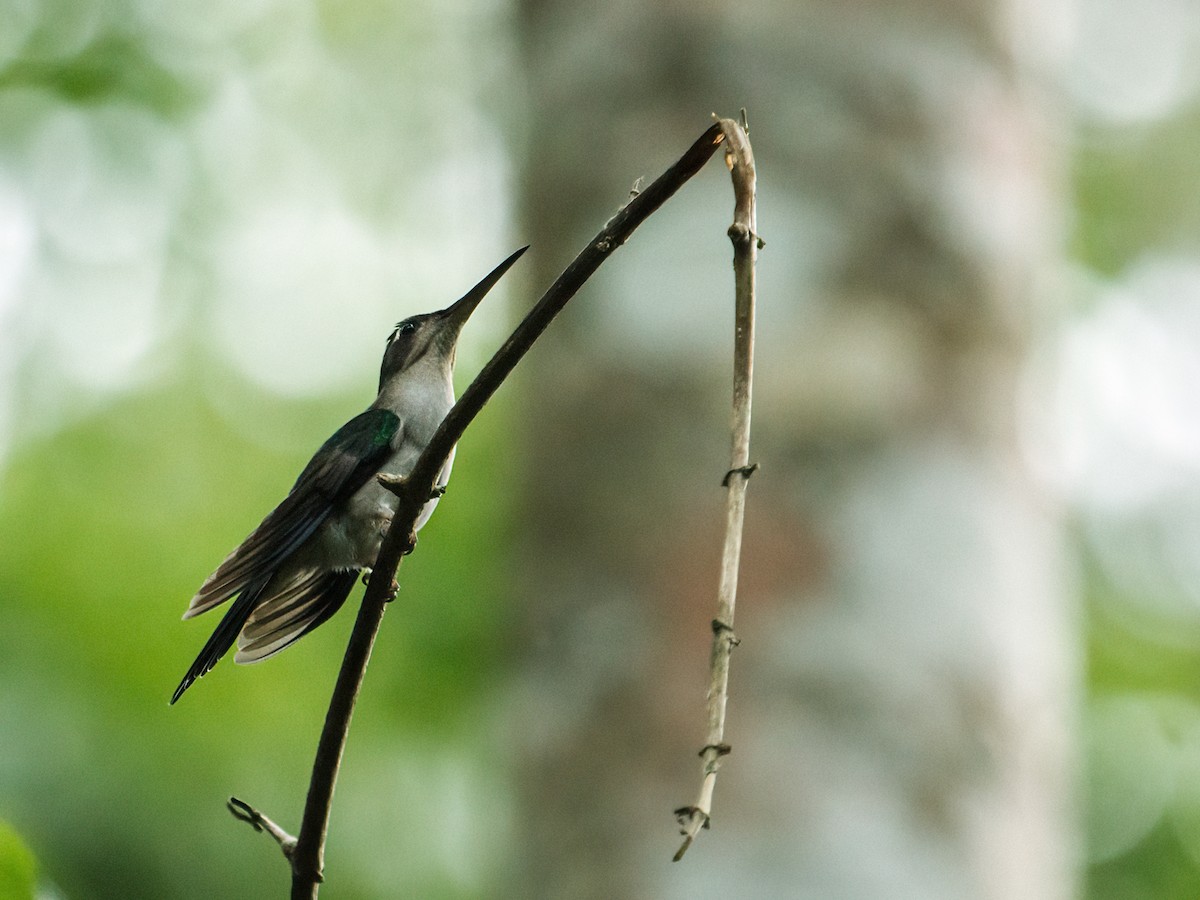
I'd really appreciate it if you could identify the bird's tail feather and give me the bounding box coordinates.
[170,576,271,704]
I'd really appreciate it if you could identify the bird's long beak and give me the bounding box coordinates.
[439,245,529,331]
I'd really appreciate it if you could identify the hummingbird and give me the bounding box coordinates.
[171,246,527,704]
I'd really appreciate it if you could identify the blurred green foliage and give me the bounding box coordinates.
[0,379,516,898]
[1072,107,1200,279]
[1073,117,1200,900]
[0,0,516,892]
[0,820,36,900]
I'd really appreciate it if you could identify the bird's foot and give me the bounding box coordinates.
[379,474,445,503]
[402,531,418,556]
[363,568,400,601]
[377,472,407,496]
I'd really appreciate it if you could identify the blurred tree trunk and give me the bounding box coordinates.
[506,1,1073,898]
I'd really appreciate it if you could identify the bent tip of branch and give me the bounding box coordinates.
[715,116,757,217]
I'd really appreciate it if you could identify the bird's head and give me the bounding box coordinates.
[378,246,527,391]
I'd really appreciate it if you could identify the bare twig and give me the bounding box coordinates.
[674,116,759,862]
[228,797,298,860]
[285,121,730,898]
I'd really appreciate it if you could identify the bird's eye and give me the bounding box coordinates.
[390,321,417,344]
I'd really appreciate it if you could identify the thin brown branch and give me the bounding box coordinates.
[674,116,759,862]
[286,121,729,898]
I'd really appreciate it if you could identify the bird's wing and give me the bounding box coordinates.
[235,568,360,663]
[183,408,402,618]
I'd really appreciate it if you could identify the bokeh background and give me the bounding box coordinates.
[1,0,1199,897]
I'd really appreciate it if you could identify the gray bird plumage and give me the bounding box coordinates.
[171,247,526,703]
